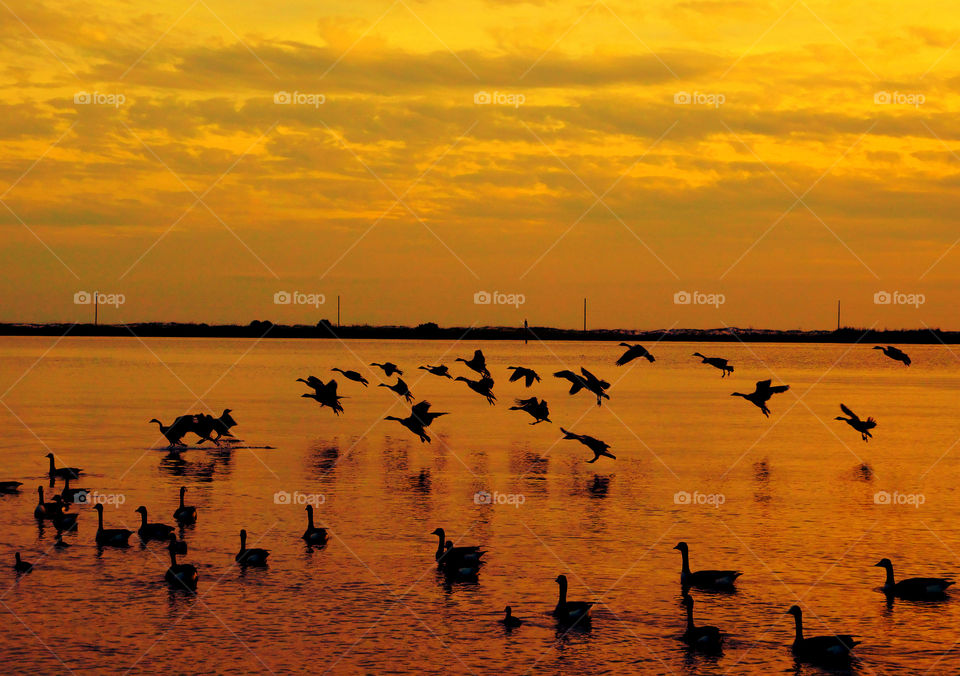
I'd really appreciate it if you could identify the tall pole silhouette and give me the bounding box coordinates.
[94,292,98,326]
[337,295,340,328]
[583,298,586,332]
[837,300,840,331]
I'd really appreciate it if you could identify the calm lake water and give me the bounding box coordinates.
[2,336,960,674]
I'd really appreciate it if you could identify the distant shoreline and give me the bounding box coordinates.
[0,322,956,343]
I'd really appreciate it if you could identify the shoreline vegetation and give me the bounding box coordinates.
[0,322,956,343]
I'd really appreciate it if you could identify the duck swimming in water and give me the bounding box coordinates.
[673,542,741,589]
[786,605,859,663]
[874,558,953,598]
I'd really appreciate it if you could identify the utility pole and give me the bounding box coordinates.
[837,300,840,331]
[583,298,586,332]
[94,292,98,326]
[337,295,340,328]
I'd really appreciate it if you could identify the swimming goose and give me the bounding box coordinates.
[378,377,414,404]
[873,345,910,366]
[874,558,953,598]
[34,486,60,519]
[673,542,741,588]
[431,528,485,565]
[302,505,328,545]
[692,353,734,378]
[236,529,270,566]
[616,342,655,365]
[51,498,78,531]
[94,503,133,546]
[165,534,198,590]
[60,476,89,505]
[835,404,877,442]
[560,428,615,463]
[0,481,22,493]
[440,542,481,578]
[455,375,496,405]
[553,575,593,624]
[299,377,346,415]
[509,397,551,424]
[681,594,723,651]
[385,401,448,443]
[370,362,403,377]
[135,506,175,541]
[501,606,523,627]
[173,486,197,523]
[787,605,859,662]
[13,553,32,573]
[456,349,490,377]
[507,366,540,387]
[418,364,453,379]
[46,453,81,480]
[731,379,789,417]
[331,368,369,386]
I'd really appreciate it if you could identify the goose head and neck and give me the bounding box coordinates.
[179,486,187,507]
[673,542,691,574]
[135,506,149,526]
[787,605,804,644]
[555,574,568,608]
[37,486,44,505]
[168,535,179,566]
[46,453,56,472]
[874,558,896,587]
[431,528,446,556]
[239,529,248,551]
[305,505,316,529]
[94,503,105,529]
[149,418,165,430]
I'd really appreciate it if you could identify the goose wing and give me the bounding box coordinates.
[839,403,859,421]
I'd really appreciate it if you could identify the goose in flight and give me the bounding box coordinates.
[46,453,81,480]
[560,427,615,463]
[874,558,953,598]
[692,353,734,377]
[455,375,496,405]
[507,366,540,387]
[385,401,448,443]
[555,368,610,405]
[379,377,414,404]
[509,397,551,424]
[674,542,741,589]
[873,345,910,366]
[418,364,453,379]
[835,404,876,442]
[331,368,369,387]
[371,362,403,377]
[731,379,789,417]
[681,594,723,651]
[456,349,490,377]
[786,605,859,663]
[299,376,345,415]
[616,342,655,365]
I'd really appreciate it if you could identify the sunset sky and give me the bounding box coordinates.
[1,0,959,329]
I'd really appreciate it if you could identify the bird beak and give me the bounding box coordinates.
[873,561,884,567]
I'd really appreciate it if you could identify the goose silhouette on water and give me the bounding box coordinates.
[786,605,859,663]
[455,375,496,405]
[173,486,197,523]
[560,428,615,463]
[46,453,81,480]
[554,368,610,405]
[299,376,345,415]
[441,542,482,578]
[456,349,490,377]
[13,553,32,573]
[616,343,655,365]
[835,404,877,442]
[165,534,198,591]
[673,542,741,589]
[431,528,485,567]
[370,362,403,377]
[385,401,448,443]
[419,364,453,379]
[731,379,789,417]
[331,368,369,387]
[509,397,551,424]
[507,366,540,387]
[94,503,133,547]
[500,606,523,628]
[236,529,269,566]
[692,353,734,378]
[0,481,22,493]
[50,497,78,531]
[874,558,953,598]
[34,486,60,519]
[135,506,175,541]
[874,345,910,366]
[302,505,328,546]
[60,476,89,505]
[379,377,414,404]
[681,594,723,651]
[553,574,593,624]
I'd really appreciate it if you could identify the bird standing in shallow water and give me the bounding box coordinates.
[560,428,615,463]
[835,403,877,441]
[731,379,789,417]
[873,345,910,366]
[692,352,734,377]
[616,343,655,365]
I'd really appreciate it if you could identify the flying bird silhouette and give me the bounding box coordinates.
[506,366,540,387]
[418,364,453,379]
[560,427,615,463]
[616,342,655,365]
[385,401,449,443]
[331,368,369,386]
[692,352,734,377]
[835,403,876,441]
[456,349,490,377]
[873,345,910,366]
[379,377,414,403]
[509,397,551,424]
[299,376,345,415]
[731,379,789,417]
[370,362,403,377]
[455,375,496,404]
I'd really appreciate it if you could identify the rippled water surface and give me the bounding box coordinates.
[2,336,960,674]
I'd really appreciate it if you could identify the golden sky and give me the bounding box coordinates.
[1,0,959,329]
